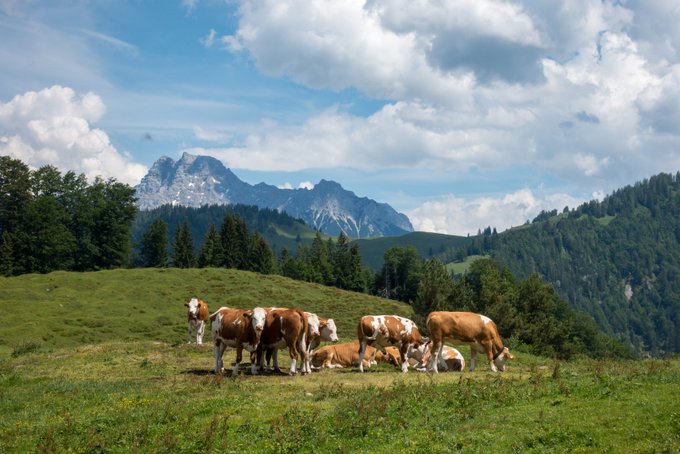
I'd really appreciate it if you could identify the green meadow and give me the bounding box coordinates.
[1,269,678,452]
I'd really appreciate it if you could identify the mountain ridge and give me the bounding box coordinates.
[135,153,413,238]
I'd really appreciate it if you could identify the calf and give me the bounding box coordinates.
[311,340,379,369]
[426,311,514,373]
[257,307,309,375]
[185,298,209,344]
[210,307,266,375]
[357,315,425,373]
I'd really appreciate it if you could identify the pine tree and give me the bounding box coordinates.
[172,220,195,268]
[414,259,453,318]
[0,232,14,276]
[140,219,168,267]
[197,223,222,267]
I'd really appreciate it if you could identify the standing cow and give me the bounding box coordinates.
[185,298,209,344]
[211,307,266,375]
[257,307,309,375]
[357,315,426,373]
[426,311,514,373]
[302,312,338,373]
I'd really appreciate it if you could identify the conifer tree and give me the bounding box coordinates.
[197,223,222,267]
[172,220,195,268]
[140,219,168,267]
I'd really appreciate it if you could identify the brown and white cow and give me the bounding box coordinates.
[426,311,514,373]
[406,342,465,372]
[357,315,426,373]
[311,340,380,369]
[258,308,320,375]
[256,307,309,375]
[302,312,338,373]
[185,298,209,344]
[210,306,266,375]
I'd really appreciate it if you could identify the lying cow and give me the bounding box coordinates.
[357,315,426,373]
[311,340,382,369]
[426,311,514,372]
[210,307,266,375]
[185,298,209,344]
[256,307,309,375]
[406,343,465,372]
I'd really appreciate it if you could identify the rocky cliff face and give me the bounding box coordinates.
[135,153,413,238]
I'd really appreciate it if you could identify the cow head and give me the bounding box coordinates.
[493,347,515,372]
[321,319,339,342]
[407,339,431,364]
[244,307,266,343]
[307,313,321,338]
[185,298,200,319]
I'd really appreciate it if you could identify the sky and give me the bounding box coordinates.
[1,0,679,236]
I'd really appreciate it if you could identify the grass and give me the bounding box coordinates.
[447,254,487,275]
[1,269,678,452]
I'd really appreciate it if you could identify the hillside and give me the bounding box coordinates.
[131,204,320,258]
[1,271,678,452]
[445,172,680,356]
[354,231,472,270]
[0,268,412,356]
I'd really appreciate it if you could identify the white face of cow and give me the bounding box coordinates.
[186,298,199,318]
[250,307,266,333]
[307,313,320,337]
[493,347,515,372]
[322,319,339,342]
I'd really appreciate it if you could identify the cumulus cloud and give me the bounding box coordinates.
[200,0,680,194]
[407,189,585,236]
[0,85,147,185]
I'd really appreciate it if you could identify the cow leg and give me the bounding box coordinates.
[482,341,498,372]
[399,344,409,373]
[233,346,243,375]
[255,344,265,373]
[196,320,205,345]
[187,320,193,344]
[214,341,226,374]
[358,340,368,372]
[299,333,309,375]
[288,344,298,375]
[428,341,442,373]
[469,346,477,371]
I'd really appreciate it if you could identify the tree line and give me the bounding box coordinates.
[0,156,137,275]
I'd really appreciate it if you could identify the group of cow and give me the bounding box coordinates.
[185,298,514,377]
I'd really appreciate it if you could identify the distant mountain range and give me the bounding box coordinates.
[135,153,413,238]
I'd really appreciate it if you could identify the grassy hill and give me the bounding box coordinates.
[0,269,678,452]
[0,268,411,357]
[355,231,472,270]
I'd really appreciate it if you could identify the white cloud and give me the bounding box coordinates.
[298,181,314,190]
[196,0,680,200]
[201,28,217,48]
[0,85,147,185]
[193,125,229,142]
[407,189,584,236]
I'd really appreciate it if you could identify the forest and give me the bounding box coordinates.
[441,172,680,356]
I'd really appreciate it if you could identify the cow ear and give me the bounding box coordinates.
[184,303,189,307]
[244,311,252,319]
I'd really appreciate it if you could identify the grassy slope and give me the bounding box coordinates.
[1,270,678,452]
[0,268,411,356]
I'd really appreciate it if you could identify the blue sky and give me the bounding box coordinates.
[1,0,679,235]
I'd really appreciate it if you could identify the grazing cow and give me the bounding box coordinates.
[357,315,426,373]
[210,307,266,375]
[406,342,465,372]
[311,340,382,369]
[185,298,209,344]
[257,307,309,375]
[426,311,514,373]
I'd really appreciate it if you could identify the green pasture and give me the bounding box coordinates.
[0,269,678,452]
